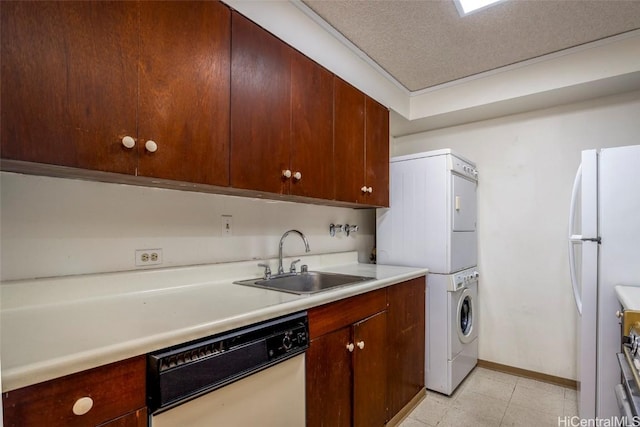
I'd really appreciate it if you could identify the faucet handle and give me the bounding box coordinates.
[258,263,271,280]
[330,224,344,237]
[290,259,301,273]
[345,224,359,237]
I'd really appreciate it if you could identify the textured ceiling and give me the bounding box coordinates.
[302,0,640,92]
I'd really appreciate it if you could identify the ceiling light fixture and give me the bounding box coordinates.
[454,0,506,16]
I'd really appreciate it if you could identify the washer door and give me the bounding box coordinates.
[456,288,475,343]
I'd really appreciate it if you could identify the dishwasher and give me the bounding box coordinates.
[147,311,309,426]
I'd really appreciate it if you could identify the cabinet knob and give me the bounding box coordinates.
[346,343,354,352]
[293,171,302,181]
[361,186,368,193]
[282,170,292,179]
[72,396,94,416]
[121,136,135,149]
[617,310,624,318]
[367,187,373,194]
[145,140,158,153]
[357,341,365,350]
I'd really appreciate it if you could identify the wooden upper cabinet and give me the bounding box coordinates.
[1,1,138,174]
[230,12,292,194]
[334,77,389,207]
[1,1,231,186]
[230,14,334,199]
[334,78,366,204]
[290,50,334,199]
[2,1,382,206]
[138,1,230,186]
[365,97,390,207]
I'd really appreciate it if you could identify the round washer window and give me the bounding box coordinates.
[460,296,472,336]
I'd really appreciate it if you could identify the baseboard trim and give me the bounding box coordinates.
[385,388,426,427]
[477,359,577,389]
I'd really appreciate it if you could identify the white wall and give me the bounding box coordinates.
[393,90,640,380]
[0,173,375,281]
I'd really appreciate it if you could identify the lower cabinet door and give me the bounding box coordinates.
[387,277,426,418]
[306,326,352,427]
[353,311,388,427]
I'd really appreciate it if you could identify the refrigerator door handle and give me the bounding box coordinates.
[583,237,601,243]
[569,164,583,315]
[571,234,601,243]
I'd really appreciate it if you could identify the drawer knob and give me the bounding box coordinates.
[72,396,94,416]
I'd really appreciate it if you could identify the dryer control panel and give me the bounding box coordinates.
[449,155,478,182]
[450,267,479,292]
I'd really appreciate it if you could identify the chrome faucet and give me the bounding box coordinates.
[278,230,310,275]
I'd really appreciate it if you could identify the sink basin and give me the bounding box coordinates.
[233,271,375,295]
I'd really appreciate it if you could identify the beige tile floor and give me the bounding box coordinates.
[400,367,578,427]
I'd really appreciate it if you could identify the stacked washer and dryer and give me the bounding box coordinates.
[377,149,479,395]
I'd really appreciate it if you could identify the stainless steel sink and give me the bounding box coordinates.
[233,271,375,295]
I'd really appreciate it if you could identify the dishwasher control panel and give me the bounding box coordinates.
[266,323,308,360]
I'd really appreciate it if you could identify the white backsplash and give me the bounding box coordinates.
[0,172,375,281]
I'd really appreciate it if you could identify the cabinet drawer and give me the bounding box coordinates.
[308,288,387,339]
[2,356,146,427]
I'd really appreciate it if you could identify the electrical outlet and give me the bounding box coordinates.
[222,215,233,236]
[135,248,163,267]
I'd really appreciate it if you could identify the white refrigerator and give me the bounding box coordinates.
[569,144,640,419]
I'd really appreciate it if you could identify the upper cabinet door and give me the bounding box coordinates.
[138,1,231,186]
[365,97,390,207]
[230,12,291,194]
[334,78,365,204]
[290,51,334,200]
[1,1,138,174]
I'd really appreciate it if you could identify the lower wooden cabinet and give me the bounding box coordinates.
[387,276,426,418]
[306,279,425,426]
[2,356,147,427]
[306,326,353,426]
[306,289,387,427]
[353,311,387,427]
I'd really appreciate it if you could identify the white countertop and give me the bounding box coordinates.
[615,285,640,311]
[1,251,427,391]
